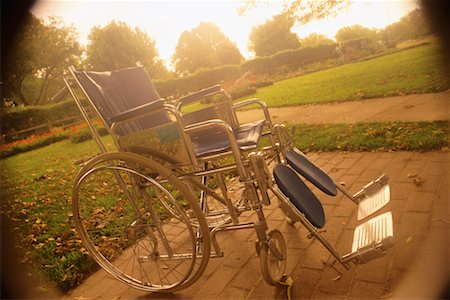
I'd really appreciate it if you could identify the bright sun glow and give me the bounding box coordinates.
[31,0,419,67]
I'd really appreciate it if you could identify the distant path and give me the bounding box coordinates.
[236,90,449,124]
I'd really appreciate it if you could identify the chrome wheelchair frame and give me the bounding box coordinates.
[65,65,394,293]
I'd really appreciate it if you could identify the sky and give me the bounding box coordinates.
[30,0,419,67]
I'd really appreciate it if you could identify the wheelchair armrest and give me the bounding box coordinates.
[177,84,222,108]
[109,99,166,123]
[232,98,272,125]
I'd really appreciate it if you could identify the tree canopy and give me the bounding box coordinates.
[2,14,82,106]
[300,33,335,48]
[382,8,433,44]
[241,0,349,25]
[335,25,378,42]
[171,22,243,75]
[249,13,301,57]
[85,21,168,79]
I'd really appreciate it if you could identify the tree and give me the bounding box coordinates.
[172,22,243,75]
[85,21,168,79]
[301,33,334,48]
[382,8,433,44]
[2,13,82,106]
[33,17,82,105]
[249,13,301,57]
[240,0,349,25]
[335,25,378,42]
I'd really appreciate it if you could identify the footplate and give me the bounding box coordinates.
[344,212,394,265]
[354,174,390,220]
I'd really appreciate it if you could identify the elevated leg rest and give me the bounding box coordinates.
[285,150,337,196]
[273,164,325,228]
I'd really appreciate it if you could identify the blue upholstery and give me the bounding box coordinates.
[73,67,169,136]
[285,150,337,196]
[191,120,265,157]
[274,164,325,228]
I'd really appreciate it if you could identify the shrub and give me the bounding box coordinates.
[68,126,108,144]
[154,64,243,98]
[0,131,67,159]
[230,86,257,100]
[241,44,338,75]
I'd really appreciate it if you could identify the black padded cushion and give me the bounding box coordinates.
[191,120,265,157]
[273,164,325,228]
[285,150,337,196]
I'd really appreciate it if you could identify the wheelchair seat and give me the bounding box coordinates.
[191,120,265,157]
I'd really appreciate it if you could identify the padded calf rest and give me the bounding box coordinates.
[191,120,265,157]
[285,150,337,196]
[274,164,325,228]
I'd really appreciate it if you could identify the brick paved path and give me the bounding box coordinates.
[62,151,449,299]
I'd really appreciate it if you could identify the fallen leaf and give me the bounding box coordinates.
[331,275,341,281]
[406,173,417,178]
[414,177,424,186]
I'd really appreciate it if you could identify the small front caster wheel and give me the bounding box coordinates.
[259,229,287,285]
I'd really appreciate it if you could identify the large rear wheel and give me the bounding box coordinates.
[72,152,210,292]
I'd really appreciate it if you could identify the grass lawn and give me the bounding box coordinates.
[245,42,449,107]
[1,120,448,291]
[1,40,448,293]
[0,137,113,291]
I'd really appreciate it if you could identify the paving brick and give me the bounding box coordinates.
[347,280,387,299]
[316,264,353,295]
[387,200,406,224]
[385,267,407,293]
[346,160,373,177]
[289,268,322,299]
[336,156,361,170]
[397,212,429,239]
[61,152,447,300]
[354,255,390,283]
[416,174,442,193]
[219,286,252,300]
[191,264,239,298]
[284,227,313,250]
[391,235,426,270]
[355,168,386,185]
[245,278,284,300]
[366,156,391,171]
[310,290,346,299]
[298,240,331,270]
[333,228,354,255]
[330,198,356,218]
[404,190,435,212]
[337,174,359,189]
[421,161,447,176]
[321,216,347,244]
[390,182,413,200]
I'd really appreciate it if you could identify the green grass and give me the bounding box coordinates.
[1,40,449,293]
[244,42,449,107]
[0,137,114,291]
[1,120,448,291]
[290,121,448,152]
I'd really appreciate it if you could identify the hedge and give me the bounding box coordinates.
[1,100,81,142]
[2,44,339,141]
[154,64,242,98]
[241,44,338,75]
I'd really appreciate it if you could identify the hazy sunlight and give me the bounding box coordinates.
[31,0,419,66]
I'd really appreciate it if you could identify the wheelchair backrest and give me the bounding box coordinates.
[73,66,170,136]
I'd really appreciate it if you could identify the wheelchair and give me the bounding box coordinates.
[64,64,394,293]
